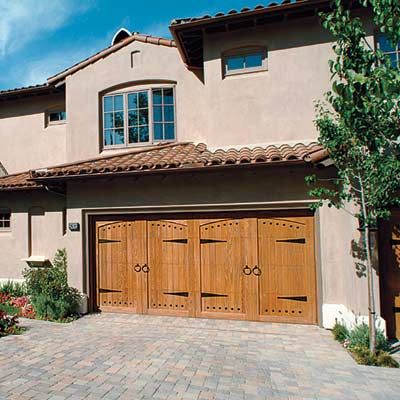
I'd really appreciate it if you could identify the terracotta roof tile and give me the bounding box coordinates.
[170,0,320,25]
[0,172,42,190]
[30,142,323,182]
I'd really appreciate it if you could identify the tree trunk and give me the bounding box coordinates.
[359,180,377,354]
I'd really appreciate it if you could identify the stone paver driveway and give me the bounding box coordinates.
[0,314,399,400]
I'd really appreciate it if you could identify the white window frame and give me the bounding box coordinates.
[102,85,177,150]
[46,108,67,127]
[222,47,268,77]
[0,209,11,231]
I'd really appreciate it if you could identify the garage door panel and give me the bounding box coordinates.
[147,220,190,314]
[257,217,316,323]
[96,221,146,312]
[199,218,258,319]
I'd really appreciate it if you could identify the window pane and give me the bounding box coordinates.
[164,106,174,122]
[114,111,124,128]
[153,106,163,122]
[153,89,162,105]
[104,113,113,129]
[104,129,113,146]
[114,129,124,144]
[139,126,149,142]
[165,123,175,140]
[138,109,148,125]
[226,55,244,71]
[128,110,138,126]
[163,88,174,105]
[104,96,113,112]
[245,53,263,68]
[114,95,124,111]
[49,112,60,122]
[154,123,163,140]
[129,127,139,143]
[138,92,148,108]
[378,34,395,53]
[128,93,138,109]
[389,52,398,68]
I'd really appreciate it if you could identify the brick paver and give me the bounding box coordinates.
[0,314,399,399]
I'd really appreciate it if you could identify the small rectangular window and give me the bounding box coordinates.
[377,33,400,68]
[103,94,125,146]
[152,88,175,141]
[223,49,267,77]
[47,109,66,126]
[0,210,11,230]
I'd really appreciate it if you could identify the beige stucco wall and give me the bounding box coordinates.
[0,191,66,280]
[65,41,206,161]
[0,94,67,173]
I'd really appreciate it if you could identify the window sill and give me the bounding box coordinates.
[223,68,268,79]
[103,140,177,152]
[47,120,67,127]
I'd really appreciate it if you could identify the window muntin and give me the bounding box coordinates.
[152,88,175,141]
[128,91,149,144]
[0,210,11,230]
[102,87,176,148]
[377,34,400,68]
[103,94,125,146]
[223,48,267,76]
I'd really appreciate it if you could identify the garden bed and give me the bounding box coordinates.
[332,322,399,368]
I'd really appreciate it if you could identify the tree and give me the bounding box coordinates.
[307,0,400,354]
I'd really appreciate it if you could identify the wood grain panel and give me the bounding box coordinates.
[147,220,191,316]
[257,217,316,323]
[96,221,147,312]
[198,218,258,320]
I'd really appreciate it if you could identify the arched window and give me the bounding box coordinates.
[0,208,11,230]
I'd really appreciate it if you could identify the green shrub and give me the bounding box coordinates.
[351,346,399,368]
[23,249,81,321]
[332,322,349,343]
[0,280,27,297]
[0,303,19,316]
[348,323,390,352]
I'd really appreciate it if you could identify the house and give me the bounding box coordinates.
[0,0,399,338]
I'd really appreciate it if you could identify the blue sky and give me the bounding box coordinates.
[0,0,273,90]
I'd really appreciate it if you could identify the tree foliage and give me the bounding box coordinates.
[307,0,400,353]
[308,0,400,224]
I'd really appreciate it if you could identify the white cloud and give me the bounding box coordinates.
[12,39,105,86]
[0,0,91,56]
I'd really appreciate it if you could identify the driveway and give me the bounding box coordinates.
[0,314,399,400]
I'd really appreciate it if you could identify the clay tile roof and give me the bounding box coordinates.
[29,142,323,182]
[170,0,310,26]
[0,83,62,101]
[0,172,42,191]
[47,33,176,85]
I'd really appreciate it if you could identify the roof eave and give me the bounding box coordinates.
[30,159,312,184]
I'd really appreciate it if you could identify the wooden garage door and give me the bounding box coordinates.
[95,215,317,323]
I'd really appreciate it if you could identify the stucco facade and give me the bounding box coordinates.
[0,3,383,330]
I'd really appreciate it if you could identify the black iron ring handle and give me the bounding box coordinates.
[134,264,142,273]
[142,264,150,273]
[243,265,252,275]
[253,266,262,276]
